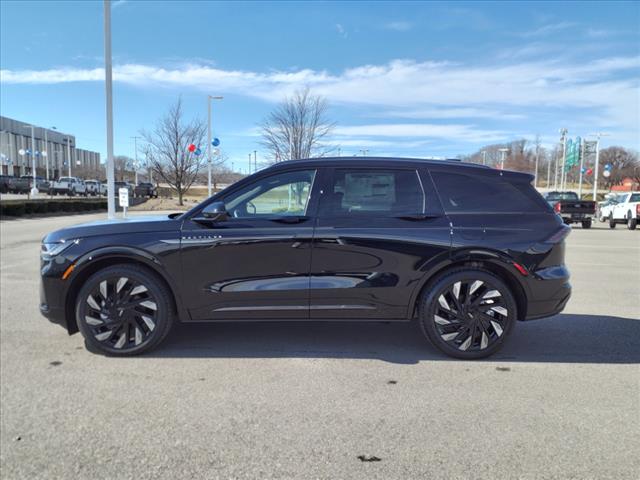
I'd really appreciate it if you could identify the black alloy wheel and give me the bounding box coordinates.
[419,269,516,359]
[76,265,173,355]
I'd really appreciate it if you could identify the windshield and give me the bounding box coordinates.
[546,192,579,201]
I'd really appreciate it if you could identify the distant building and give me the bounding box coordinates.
[0,116,100,178]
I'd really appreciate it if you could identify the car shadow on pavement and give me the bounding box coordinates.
[151,314,640,364]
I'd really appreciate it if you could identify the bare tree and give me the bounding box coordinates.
[114,155,134,181]
[260,87,335,162]
[142,99,207,205]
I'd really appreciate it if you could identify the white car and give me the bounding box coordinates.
[49,177,88,196]
[598,194,623,222]
[84,180,100,196]
[608,191,640,230]
[99,182,108,196]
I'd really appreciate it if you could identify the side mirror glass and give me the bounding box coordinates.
[201,201,228,222]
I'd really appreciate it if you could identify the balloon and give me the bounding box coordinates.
[605,163,612,170]
[212,138,220,147]
[603,170,611,178]
[586,168,593,175]
[188,144,196,152]
[18,149,26,155]
[194,148,202,156]
[581,167,586,174]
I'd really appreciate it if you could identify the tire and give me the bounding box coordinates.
[75,264,174,356]
[418,268,517,360]
[628,217,637,230]
[581,219,592,229]
[609,214,616,229]
[69,189,75,197]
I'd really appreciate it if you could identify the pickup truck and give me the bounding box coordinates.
[608,191,640,230]
[544,191,596,229]
[134,182,158,198]
[0,175,30,194]
[20,175,50,192]
[49,177,88,196]
[84,180,100,196]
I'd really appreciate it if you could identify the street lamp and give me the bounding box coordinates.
[22,125,39,195]
[588,132,609,201]
[207,95,223,197]
[498,148,509,170]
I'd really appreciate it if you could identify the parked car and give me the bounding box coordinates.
[0,175,30,194]
[84,180,100,196]
[99,182,108,196]
[49,177,88,196]
[20,175,50,192]
[134,182,158,198]
[0,175,16,193]
[598,194,623,222]
[114,181,134,197]
[40,157,570,359]
[543,191,596,228]
[608,191,640,230]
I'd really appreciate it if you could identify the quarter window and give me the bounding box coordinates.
[431,171,548,213]
[320,169,425,216]
[224,169,316,218]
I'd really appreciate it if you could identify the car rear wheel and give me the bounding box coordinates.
[581,219,592,229]
[609,214,616,229]
[418,268,516,359]
[75,265,174,356]
[628,216,637,230]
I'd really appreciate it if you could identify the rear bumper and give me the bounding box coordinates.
[523,265,571,320]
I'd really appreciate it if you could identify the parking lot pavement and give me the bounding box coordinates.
[1,212,638,479]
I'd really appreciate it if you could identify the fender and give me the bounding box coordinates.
[407,247,531,318]
[66,246,189,323]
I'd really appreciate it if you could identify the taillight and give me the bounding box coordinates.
[636,204,640,216]
[554,202,561,213]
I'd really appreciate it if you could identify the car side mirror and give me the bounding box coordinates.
[201,201,228,222]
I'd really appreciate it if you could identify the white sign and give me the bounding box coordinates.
[118,188,129,207]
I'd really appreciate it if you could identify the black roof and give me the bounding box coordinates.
[265,156,491,170]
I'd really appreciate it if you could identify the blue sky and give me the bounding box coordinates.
[1,0,639,171]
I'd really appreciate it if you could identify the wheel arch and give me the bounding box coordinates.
[410,250,529,321]
[64,248,185,334]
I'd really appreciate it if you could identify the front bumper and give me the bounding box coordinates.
[40,259,75,334]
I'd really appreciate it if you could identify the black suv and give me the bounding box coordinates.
[40,158,571,359]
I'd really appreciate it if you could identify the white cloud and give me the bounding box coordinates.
[2,55,638,146]
[521,21,577,37]
[335,23,347,38]
[334,124,507,143]
[384,21,413,32]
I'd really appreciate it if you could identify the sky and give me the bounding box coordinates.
[1,0,639,172]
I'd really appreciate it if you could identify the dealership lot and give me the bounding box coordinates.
[1,213,638,479]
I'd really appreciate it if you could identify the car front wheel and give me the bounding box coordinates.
[75,265,174,356]
[418,268,517,359]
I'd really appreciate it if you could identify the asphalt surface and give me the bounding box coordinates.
[1,212,639,479]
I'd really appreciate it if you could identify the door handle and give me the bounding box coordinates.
[270,216,309,224]
[394,214,441,221]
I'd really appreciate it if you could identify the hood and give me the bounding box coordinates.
[43,214,182,243]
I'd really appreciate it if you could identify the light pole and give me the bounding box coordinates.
[578,139,586,198]
[248,153,252,173]
[104,0,115,219]
[498,148,508,170]
[22,125,39,195]
[42,128,49,180]
[481,150,486,165]
[207,95,223,197]
[254,150,257,172]
[534,140,540,188]
[589,132,609,201]
[131,136,140,185]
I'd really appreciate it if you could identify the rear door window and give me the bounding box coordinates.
[431,171,549,213]
[319,168,425,216]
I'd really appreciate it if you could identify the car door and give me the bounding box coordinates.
[310,166,451,320]
[179,168,319,321]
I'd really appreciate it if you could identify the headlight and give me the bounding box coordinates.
[41,239,78,260]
